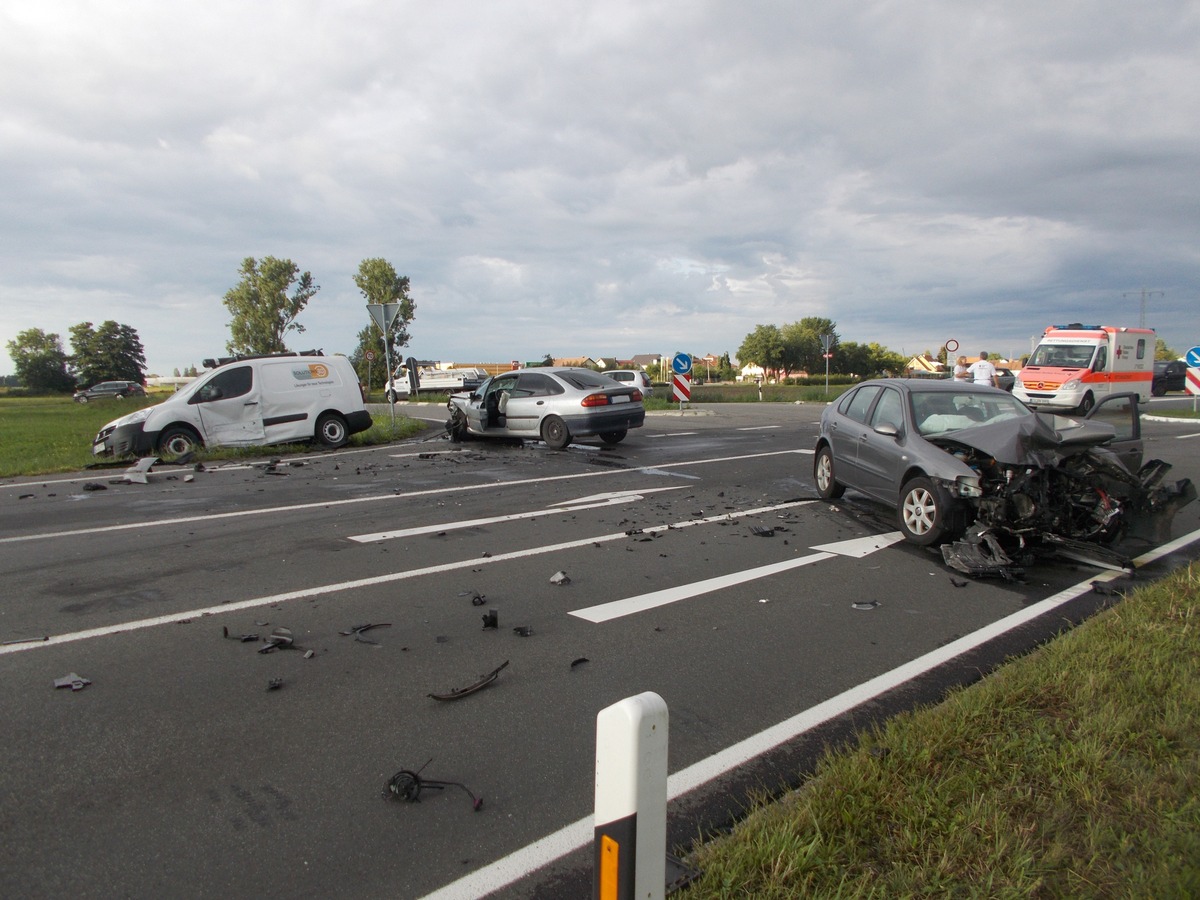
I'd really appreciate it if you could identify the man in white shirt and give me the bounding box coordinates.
[967,351,997,387]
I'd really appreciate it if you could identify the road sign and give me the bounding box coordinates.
[672,373,691,403]
[671,353,692,376]
[366,302,402,333]
[1186,346,1200,368]
[1186,367,1200,397]
[364,349,376,362]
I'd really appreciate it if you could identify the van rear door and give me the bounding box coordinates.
[192,364,266,446]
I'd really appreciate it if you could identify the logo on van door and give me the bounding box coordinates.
[292,364,330,381]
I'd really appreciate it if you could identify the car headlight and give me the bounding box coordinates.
[953,475,983,498]
[106,407,155,429]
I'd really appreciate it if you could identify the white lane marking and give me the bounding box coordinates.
[737,425,782,431]
[419,525,1200,900]
[570,552,836,623]
[0,500,812,656]
[0,449,808,545]
[346,487,687,542]
[812,532,905,557]
[648,432,698,437]
[1175,432,1200,439]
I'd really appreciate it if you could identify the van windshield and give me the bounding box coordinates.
[1027,343,1095,369]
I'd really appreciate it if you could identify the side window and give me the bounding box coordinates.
[1094,346,1107,372]
[842,385,881,424]
[870,387,904,430]
[196,366,253,402]
[515,373,562,397]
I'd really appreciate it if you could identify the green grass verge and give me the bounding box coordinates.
[0,394,425,478]
[685,563,1200,897]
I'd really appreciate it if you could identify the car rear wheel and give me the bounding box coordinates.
[898,476,951,546]
[1151,381,1166,397]
[315,413,349,448]
[158,425,201,459]
[541,415,571,450]
[814,445,845,500]
[599,429,627,445]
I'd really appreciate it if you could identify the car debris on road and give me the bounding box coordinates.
[54,673,91,691]
[386,759,483,811]
[428,660,509,701]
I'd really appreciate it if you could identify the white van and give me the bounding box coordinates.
[385,364,487,402]
[92,353,372,458]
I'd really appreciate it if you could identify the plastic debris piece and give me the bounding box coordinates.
[3,636,48,645]
[258,626,295,653]
[512,626,533,637]
[851,601,880,611]
[570,657,589,669]
[303,649,315,659]
[54,673,91,691]
[482,609,498,630]
[461,591,487,606]
[122,457,159,484]
[549,570,570,585]
[1091,581,1122,596]
[428,660,509,701]
[183,474,195,483]
[750,526,775,537]
[386,759,482,811]
[223,626,261,642]
[82,482,107,492]
[339,623,392,644]
[950,577,968,588]
[266,678,283,691]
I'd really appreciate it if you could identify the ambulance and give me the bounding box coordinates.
[1014,324,1154,412]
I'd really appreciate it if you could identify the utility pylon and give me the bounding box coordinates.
[1123,288,1164,329]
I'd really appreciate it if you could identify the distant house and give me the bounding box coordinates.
[552,357,596,368]
[905,355,945,378]
[592,357,620,370]
[629,354,662,370]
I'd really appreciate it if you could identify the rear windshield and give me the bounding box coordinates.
[558,370,621,390]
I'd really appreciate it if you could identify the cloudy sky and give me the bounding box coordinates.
[2,0,1198,378]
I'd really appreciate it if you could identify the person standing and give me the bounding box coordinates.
[953,355,970,380]
[968,351,997,387]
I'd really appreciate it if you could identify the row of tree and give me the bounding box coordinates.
[736,318,909,379]
[6,322,148,393]
[5,255,418,393]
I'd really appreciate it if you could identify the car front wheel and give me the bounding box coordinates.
[158,425,201,459]
[898,476,951,546]
[541,415,571,450]
[315,413,349,448]
[814,445,845,500]
[76,395,89,404]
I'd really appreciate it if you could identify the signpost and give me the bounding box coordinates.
[366,303,403,425]
[820,334,834,393]
[1186,346,1200,412]
[671,352,692,408]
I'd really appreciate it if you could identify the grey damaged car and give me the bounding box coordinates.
[813,379,1195,577]
[446,367,645,450]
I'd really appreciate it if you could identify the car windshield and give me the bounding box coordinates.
[1027,343,1095,368]
[912,390,1031,437]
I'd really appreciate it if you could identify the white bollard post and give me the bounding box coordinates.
[593,691,668,900]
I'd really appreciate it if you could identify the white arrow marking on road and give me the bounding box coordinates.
[346,486,687,543]
[569,532,904,624]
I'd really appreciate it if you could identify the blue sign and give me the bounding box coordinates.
[1186,346,1200,368]
[671,353,693,376]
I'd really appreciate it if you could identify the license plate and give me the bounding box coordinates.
[610,394,630,403]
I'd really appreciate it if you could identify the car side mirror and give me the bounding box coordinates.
[874,423,899,438]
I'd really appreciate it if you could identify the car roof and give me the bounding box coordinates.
[856,378,1002,394]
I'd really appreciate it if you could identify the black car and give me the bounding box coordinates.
[73,381,147,403]
[993,367,1016,391]
[1152,361,1187,396]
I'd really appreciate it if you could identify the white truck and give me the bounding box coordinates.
[385,362,488,402]
[1014,324,1155,412]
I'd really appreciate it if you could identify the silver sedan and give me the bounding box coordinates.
[446,367,645,450]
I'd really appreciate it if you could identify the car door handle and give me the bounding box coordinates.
[537,400,544,405]
[244,401,259,406]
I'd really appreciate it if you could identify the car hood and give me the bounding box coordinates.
[927,413,1115,466]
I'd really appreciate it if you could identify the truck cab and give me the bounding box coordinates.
[1014,324,1154,413]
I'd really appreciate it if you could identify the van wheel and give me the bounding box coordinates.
[386,389,397,404]
[1078,392,1095,415]
[541,415,571,450]
[158,426,201,459]
[600,429,627,445]
[315,413,349,448]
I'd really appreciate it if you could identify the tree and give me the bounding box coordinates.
[69,320,147,386]
[222,256,319,355]
[781,318,839,377]
[1155,338,1179,361]
[737,325,785,377]
[5,328,75,392]
[349,258,415,386]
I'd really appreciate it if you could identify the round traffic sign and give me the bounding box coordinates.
[945,339,959,353]
[364,349,376,362]
[671,353,692,376]
[1186,346,1200,368]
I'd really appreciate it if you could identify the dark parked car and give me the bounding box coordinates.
[813,379,1194,576]
[993,367,1016,391]
[73,381,147,403]
[1152,360,1187,396]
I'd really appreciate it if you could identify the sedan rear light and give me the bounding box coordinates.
[581,393,611,408]
[630,389,643,402]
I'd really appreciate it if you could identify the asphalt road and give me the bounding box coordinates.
[2,400,1199,899]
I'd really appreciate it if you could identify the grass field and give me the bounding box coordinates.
[685,563,1200,897]
[0,393,424,478]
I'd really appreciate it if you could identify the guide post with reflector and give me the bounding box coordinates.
[594,692,668,900]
